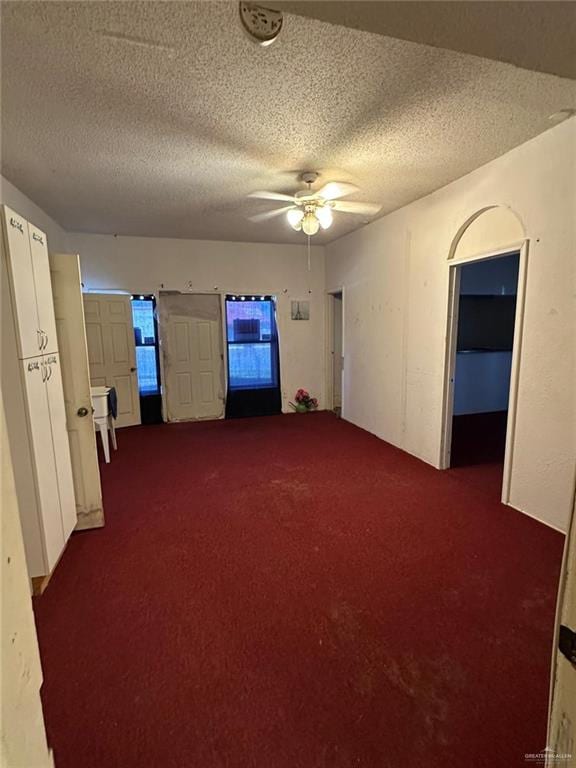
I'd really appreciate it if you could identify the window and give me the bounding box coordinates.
[131,297,160,395]
[225,297,278,389]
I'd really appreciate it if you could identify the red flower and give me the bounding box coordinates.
[294,389,317,409]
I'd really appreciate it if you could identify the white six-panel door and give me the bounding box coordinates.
[164,313,223,422]
[20,358,63,573]
[83,293,141,428]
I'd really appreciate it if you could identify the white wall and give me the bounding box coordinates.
[326,118,576,531]
[69,233,326,412]
[1,396,54,768]
[1,175,68,251]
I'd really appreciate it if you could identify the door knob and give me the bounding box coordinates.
[130,367,136,372]
[77,407,89,417]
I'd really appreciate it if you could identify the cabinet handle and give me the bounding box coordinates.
[32,232,44,245]
[37,330,42,350]
[9,217,23,234]
[46,364,52,381]
[41,362,46,383]
[43,331,48,350]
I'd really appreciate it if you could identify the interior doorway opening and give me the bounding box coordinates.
[131,295,163,424]
[451,252,519,468]
[442,247,527,501]
[326,290,344,415]
[224,295,281,419]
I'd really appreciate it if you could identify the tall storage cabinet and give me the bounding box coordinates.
[1,205,76,582]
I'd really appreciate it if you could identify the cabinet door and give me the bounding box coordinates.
[44,354,77,540]
[28,223,58,355]
[1,206,41,358]
[21,358,64,572]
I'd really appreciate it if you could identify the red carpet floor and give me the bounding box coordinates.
[34,413,564,768]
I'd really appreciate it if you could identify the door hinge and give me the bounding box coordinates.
[559,625,576,666]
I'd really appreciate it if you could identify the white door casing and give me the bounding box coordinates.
[440,241,528,506]
[43,354,77,540]
[325,289,345,413]
[50,254,104,530]
[162,300,224,422]
[83,293,141,428]
[333,293,343,409]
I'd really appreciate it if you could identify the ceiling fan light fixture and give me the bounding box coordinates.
[302,212,320,236]
[316,206,333,230]
[248,172,380,237]
[287,208,304,230]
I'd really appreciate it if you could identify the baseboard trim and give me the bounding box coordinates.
[505,501,566,535]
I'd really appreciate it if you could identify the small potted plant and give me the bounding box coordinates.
[290,389,318,413]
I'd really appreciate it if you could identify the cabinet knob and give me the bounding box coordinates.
[77,407,89,417]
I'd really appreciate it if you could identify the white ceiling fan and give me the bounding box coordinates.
[248,172,382,236]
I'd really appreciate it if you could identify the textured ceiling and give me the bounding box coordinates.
[1,1,575,244]
[272,2,576,80]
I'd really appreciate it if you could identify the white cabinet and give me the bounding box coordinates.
[20,358,64,572]
[43,354,77,539]
[28,223,58,355]
[2,204,77,582]
[1,206,57,358]
[1,206,41,358]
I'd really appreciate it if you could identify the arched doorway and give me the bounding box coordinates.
[441,206,528,503]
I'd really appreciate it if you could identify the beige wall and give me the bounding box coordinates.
[0,175,69,252]
[0,397,54,768]
[69,232,326,413]
[3,117,574,530]
[325,118,576,531]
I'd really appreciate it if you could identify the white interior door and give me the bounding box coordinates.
[20,358,63,574]
[50,254,103,530]
[162,299,224,422]
[43,354,77,540]
[28,222,58,355]
[1,206,42,359]
[83,293,140,428]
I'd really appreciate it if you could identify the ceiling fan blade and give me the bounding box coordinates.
[247,191,295,203]
[248,206,294,223]
[332,200,382,216]
[316,181,360,200]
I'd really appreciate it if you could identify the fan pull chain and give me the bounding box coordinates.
[307,234,311,272]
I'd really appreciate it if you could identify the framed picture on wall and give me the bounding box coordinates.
[291,300,310,320]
